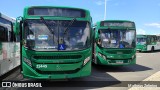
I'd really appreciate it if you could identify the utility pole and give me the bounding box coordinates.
[104,0,107,20]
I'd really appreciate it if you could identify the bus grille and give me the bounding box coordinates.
[33,55,82,59]
[35,68,81,74]
[105,50,133,54]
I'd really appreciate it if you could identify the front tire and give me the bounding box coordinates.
[151,46,154,52]
[93,43,97,64]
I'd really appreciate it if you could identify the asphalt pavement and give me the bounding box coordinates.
[1,50,160,90]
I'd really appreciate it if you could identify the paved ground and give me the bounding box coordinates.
[1,50,160,90]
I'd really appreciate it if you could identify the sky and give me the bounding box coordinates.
[0,0,160,35]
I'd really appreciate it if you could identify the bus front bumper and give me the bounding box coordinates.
[96,55,136,66]
[22,61,91,79]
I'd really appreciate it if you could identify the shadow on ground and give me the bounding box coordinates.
[92,64,152,73]
[137,50,160,53]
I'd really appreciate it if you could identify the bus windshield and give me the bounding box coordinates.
[99,29,136,48]
[137,38,146,45]
[24,20,90,51]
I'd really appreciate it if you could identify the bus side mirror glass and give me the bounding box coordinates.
[96,38,101,46]
[26,40,35,49]
[98,30,100,34]
[15,16,23,35]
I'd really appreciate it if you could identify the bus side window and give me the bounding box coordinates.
[147,37,150,44]
[155,36,157,42]
[0,26,7,42]
[158,37,160,42]
[13,33,17,42]
[9,31,12,42]
[152,36,155,42]
[16,35,20,42]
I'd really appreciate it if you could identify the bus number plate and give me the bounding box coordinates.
[116,60,123,64]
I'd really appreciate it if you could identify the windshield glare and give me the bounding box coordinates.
[24,20,90,51]
[99,29,136,48]
[137,38,146,45]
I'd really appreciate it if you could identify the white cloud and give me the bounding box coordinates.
[95,0,110,6]
[137,29,146,35]
[11,17,16,20]
[145,23,160,28]
[95,1,105,6]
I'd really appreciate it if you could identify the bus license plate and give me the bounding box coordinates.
[116,60,123,64]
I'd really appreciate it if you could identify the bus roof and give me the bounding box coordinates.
[0,12,15,22]
[23,6,91,20]
[24,6,89,12]
[97,20,134,23]
[95,20,135,29]
[137,34,157,38]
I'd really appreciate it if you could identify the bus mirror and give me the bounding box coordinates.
[98,30,102,34]
[26,40,35,49]
[14,22,19,35]
[15,16,23,35]
[98,30,100,34]
[96,38,101,45]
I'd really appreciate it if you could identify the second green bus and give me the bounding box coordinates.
[93,20,136,66]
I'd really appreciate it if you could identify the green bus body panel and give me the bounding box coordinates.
[22,61,91,79]
[33,62,83,71]
[22,46,92,79]
[22,46,91,64]
[96,56,136,66]
[95,46,136,65]
[18,6,92,79]
[94,20,136,66]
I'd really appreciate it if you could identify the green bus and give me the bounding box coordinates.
[16,6,92,79]
[93,20,136,65]
[136,35,160,52]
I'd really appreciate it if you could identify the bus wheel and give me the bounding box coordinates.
[93,43,97,65]
[93,55,97,64]
[151,46,154,52]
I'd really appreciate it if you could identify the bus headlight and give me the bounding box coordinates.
[24,57,32,67]
[98,52,107,60]
[83,56,90,66]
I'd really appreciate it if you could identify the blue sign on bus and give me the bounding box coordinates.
[58,44,66,50]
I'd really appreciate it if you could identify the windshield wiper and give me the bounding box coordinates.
[63,18,76,34]
[40,16,55,43]
[62,18,76,45]
[40,16,54,34]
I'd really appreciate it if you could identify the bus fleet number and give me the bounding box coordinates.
[36,64,47,68]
